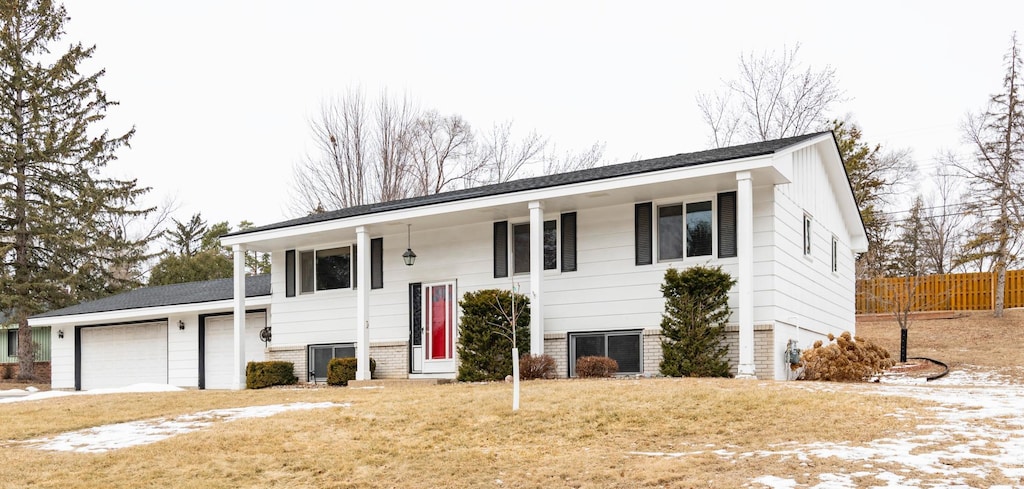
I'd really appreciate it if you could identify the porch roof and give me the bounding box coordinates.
[226,132,832,239]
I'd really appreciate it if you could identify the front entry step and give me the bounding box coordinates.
[348,378,453,388]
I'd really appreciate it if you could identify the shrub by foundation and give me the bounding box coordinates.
[659,266,734,378]
[576,356,618,378]
[327,357,376,386]
[798,331,895,382]
[519,354,557,380]
[457,289,530,382]
[245,361,298,389]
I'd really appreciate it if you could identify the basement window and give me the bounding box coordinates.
[307,343,355,383]
[568,330,642,377]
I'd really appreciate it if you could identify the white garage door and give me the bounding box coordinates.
[80,321,168,390]
[204,312,267,389]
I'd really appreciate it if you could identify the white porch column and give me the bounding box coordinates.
[736,171,756,378]
[355,226,371,380]
[528,201,544,355]
[232,244,247,390]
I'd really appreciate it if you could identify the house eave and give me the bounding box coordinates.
[224,153,791,252]
[27,296,272,328]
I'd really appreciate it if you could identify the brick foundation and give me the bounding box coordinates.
[542,325,776,380]
[0,362,51,383]
[266,346,308,382]
[369,341,408,379]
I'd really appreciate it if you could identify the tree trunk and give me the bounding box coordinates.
[899,327,908,363]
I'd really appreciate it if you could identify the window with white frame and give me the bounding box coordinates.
[299,246,354,293]
[658,200,713,261]
[569,330,642,376]
[803,214,813,256]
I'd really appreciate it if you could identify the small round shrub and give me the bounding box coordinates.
[327,357,377,386]
[519,354,557,380]
[798,331,895,382]
[245,361,298,389]
[575,356,618,378]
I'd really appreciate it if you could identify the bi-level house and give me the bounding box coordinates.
[31,131,865,390]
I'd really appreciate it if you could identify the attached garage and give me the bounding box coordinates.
[201,312,267,389]
[78,321,168,390]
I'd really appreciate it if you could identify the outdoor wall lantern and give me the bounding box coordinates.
[403,224,417,266]
[58,329,64,339]
[178,320,185,330]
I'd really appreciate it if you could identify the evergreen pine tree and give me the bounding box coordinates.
[659,266,734,378]
[0,0,150,379]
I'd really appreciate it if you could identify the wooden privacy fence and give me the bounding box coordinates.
[856,269,1024,314]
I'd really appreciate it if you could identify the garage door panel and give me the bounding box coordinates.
[204,313,266,389]
[80,321,168,390]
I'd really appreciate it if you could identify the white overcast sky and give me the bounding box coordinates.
[59,1,1024,229]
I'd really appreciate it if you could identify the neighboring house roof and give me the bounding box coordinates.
[226,132,835,237]
[30,275,271,319]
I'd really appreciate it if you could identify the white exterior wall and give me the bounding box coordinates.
[167,314,198,388]
[771,146,858,363]
[266,188,793,374]
[50,326,74,389]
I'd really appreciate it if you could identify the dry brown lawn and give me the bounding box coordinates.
[0,379,926,488]
[0,311,1019,488]
[856,308,1024,382]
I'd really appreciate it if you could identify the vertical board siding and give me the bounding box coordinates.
[856,270,1024,313]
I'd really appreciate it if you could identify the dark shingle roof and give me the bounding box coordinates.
[226,132,832,237]
[31,275,271,319]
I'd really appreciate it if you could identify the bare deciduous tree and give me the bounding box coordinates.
[953,33,1024,317]
[292,92,606,214]
[291,90,370,213]
[921,163,968,275]
[477,120,548,184]
[697,44,844,147]
[408,110,479,195]
[544,142,606,175]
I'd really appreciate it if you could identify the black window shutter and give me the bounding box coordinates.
[718,191,737,258]
[285,249,296,297]
[351,245,357,289]
[494,221,508,278]
[561,212,577,272]
[371,237,383,289]
[635,203,653,265]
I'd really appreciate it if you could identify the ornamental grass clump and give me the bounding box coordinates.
[798,331,895,382]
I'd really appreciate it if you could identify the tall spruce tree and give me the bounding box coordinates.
[0,0,150,379]
[659,266,734,378]
[954,33,1024,318]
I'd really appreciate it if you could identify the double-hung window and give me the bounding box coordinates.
[512,221,558,274]
[299,246,353,293]
[286,238,383,297]
[657,200,713,261]
[495,212,576,277]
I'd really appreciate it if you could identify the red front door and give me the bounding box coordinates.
[422,281,456,372]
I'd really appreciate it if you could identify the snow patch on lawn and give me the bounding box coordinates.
[633,369,1024,488]
[18,402,347,453]
[0,383,183,404]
